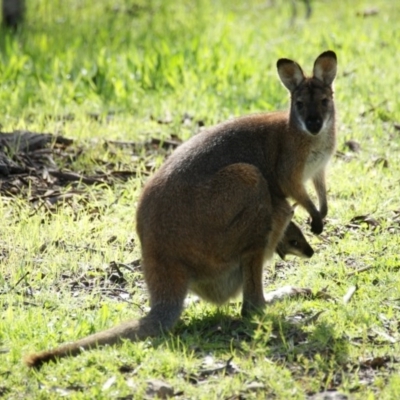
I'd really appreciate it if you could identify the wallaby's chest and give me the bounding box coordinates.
[302,138,334,181]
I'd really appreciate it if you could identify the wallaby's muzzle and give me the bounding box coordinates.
[306,116,323,134]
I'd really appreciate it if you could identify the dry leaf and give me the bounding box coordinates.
[360,356,390,369]
[145,379,174,399]
[349,215,380,229]
[356,7,379,17]
[310,390,348,400]
[344,140,361,153]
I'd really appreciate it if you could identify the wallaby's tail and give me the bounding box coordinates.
[24,303,182,369]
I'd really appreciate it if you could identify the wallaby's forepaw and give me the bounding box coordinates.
[311,216,323,234]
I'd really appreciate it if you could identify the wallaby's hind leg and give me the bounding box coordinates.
[241,199,293,316]
[241,248,267,316]
[141,256,189,333]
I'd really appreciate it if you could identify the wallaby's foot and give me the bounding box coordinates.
[241,248,270,318]
[264,286,313,303]
[242,286,315,314]
[241,299,266,317]
[241,286,319,315]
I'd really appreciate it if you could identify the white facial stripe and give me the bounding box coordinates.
[298,117,309,133]
[289,249,308,258]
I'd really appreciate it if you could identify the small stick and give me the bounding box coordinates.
[346,265,374,277]
[112,262,139,274]
[343,285,358,304]
[8,271,30,292]
[371,328,397,344]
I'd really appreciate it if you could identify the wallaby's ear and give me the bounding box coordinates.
[277,58,305,92]
[313,50,337,86]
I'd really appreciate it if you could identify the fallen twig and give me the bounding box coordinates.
[8,271,30,293]
[111,261,141,273]
[48,170,105,185]
[343,285,358,304]
[346,265,374,277]
[371,328,398,344]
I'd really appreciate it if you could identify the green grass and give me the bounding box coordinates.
[1,0,400,398]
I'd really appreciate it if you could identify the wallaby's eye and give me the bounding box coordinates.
[296,101,304,110]
[289,240,299,247]
[321,98,329,107]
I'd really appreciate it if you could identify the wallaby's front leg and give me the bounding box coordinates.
[240,249,266,316]
[312,169,328,218]
[305,199,323,235]
[290,183,323,234]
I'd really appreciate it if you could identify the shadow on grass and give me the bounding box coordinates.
[179,313,345,356]
[157,307,349,392]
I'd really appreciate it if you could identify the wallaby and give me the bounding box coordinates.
[25,50,336,368]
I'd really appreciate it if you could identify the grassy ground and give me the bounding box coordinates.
[1,0,400,399]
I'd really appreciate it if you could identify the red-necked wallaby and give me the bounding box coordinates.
[25,50,335,368]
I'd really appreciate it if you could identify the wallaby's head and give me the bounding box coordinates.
[276,221,314,260]
[277,50,337,135]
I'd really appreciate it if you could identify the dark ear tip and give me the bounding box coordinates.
[319,50,337,60]
[276,58,294,68]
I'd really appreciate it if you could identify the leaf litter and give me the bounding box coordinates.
[0,129,181,209]
[0,130,175,309]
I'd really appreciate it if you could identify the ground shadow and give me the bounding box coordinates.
[151,306,350,396]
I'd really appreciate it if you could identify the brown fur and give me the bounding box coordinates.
[25,51,336,368]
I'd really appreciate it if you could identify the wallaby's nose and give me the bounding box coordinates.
[305,117,323,134]
[305,246,314,258]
